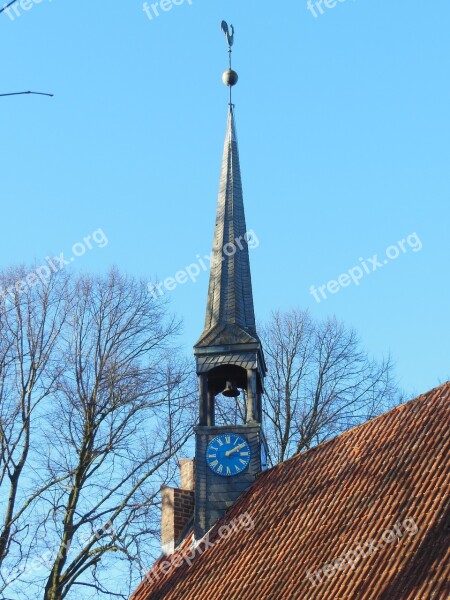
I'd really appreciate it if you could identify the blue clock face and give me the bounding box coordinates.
[206,434,251,477]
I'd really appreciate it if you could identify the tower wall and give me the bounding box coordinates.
[194,424,264,539]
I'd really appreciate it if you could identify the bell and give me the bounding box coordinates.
[222,381,240,398]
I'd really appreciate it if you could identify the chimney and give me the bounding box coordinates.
[161,459,195,555]
[179,458,195,491]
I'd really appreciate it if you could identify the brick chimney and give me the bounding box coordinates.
[161,459,195,555]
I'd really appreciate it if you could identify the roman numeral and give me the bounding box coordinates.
[225,435,231,444]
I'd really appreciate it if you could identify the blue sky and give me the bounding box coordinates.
[1,0,449,397]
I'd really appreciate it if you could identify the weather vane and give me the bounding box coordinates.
[221,21,234,63]
[221,21,238,107]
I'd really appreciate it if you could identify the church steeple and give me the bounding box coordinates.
[194,21,265,427]
[197,22,257,346]
[196,106,258,346]
[192,22,267,541]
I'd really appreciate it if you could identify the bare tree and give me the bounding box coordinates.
[212,309,399,462]
[0,269,196,600]
[261,309,401,466]
[0,269,69,596]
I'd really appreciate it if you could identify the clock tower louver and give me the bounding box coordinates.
[193,22,267,541]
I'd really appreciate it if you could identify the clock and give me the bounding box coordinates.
[206,433,251,477]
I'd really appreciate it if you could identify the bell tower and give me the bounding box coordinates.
[193,22,267,540]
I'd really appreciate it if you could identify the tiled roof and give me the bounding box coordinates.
[196,107,257,348]
[132,382,450,599]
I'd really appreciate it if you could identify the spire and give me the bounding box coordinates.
[196,104,257,347]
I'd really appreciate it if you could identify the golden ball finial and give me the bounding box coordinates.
[222,69,239,87]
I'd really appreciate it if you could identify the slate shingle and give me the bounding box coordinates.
[196,107,257,348]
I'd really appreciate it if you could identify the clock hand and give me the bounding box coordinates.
[225,443,246,457]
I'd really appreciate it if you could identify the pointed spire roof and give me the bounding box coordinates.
[195,106,258,348]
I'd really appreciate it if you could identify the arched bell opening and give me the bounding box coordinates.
[207,365,246,397]
[198,364,262,426]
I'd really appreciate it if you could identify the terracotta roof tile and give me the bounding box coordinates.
[132,382,450,599]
